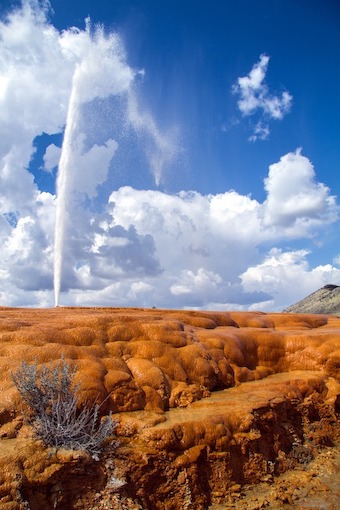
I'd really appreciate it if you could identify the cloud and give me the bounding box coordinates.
[89,223,162,282]
[98,149,337,310]
[59,134,118,198]
[241,248,340,311]
[0,1,176,204]
[0,147,338,309]
[43,143,61,172]
[248,121,270,142]
[170,268,222,297]
[0,0,179,305]
[0,191,55,305]
[232,54,292,141]
[0,0,80,214]
[0,2,338,311]
[263,148,338,233]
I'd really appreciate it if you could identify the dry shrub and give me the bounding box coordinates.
[11,357,116,459]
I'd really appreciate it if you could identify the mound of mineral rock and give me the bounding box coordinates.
[284,284,340,315]
[0,307,339,509]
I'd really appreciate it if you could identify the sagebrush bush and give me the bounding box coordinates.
[11,357,116,459]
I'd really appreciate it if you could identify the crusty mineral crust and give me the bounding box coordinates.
[0,307,339,509]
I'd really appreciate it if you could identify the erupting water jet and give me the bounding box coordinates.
[53,23,176,307]
[53,24,135,307]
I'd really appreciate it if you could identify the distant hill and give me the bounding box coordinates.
[284,284,340,315]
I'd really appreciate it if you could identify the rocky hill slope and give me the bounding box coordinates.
[284,284,340,315]
[0,307,339,509]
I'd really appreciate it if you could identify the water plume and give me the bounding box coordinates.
[54,22,177,307]
[53,83,78,307]
[54,25,133,307]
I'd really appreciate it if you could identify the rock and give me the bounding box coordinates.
[0,307,339,509]
[284,284,340,315]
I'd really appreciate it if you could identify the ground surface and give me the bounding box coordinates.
[209,442,340,510]
[100,443,340,510]
[0,307,339,509]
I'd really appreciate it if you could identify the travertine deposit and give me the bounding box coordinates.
[0,307,339,509]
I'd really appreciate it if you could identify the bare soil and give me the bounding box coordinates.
[209,442,340,510]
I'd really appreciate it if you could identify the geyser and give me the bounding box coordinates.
[53,24,134,307]
[53,23,176,307]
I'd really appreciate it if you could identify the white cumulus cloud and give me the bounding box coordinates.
[99,150,337,309]
[0,144,338,308]
[241,248,340,311]
[233,54,292,141]
[0,2,339,311]
[263,148,338,233]
[43,143,61,172]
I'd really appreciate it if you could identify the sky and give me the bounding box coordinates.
[0,0,339,310]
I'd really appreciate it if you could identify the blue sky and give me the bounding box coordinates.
[0,0,339,309]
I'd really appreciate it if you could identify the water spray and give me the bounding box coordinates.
[53,25,177,307]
